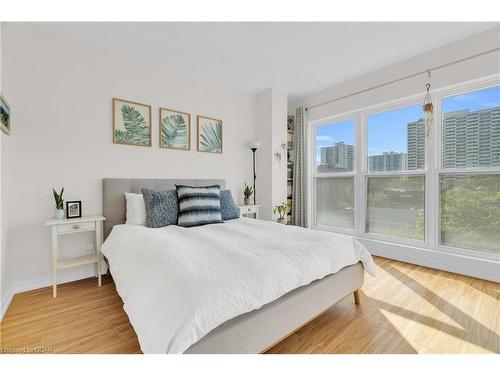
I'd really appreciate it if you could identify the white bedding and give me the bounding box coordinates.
[101,218,376,354]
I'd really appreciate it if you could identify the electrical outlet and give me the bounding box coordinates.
[83,241,94,254]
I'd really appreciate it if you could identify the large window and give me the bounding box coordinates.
[367,176,425,240]
[441,86,500,169]
[368,104,424,172]
[439,85,500,253]
[313,119,355,230]
[366,104,426,241]
[316,177,354,229]
[440,174,500,252]
[315,119,355,173]
[312,79,500,255]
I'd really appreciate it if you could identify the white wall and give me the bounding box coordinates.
[255,89,287,220]
[289,26,500,119]
[1,23,257,292]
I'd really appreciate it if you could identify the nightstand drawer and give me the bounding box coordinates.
[57,221,95,233]
[241,206,257,214]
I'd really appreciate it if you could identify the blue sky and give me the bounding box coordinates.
[316,85,500,164]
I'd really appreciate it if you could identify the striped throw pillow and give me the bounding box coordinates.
[176,185,223,227]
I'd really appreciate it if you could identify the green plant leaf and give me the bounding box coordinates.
[161,114,188,149]
[53,187,64,209]
[244,184,253,198]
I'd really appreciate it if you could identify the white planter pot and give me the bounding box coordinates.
[277,218,286,224]
[244,198,250,205]
[54,209,65,219]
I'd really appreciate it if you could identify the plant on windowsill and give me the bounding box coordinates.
[243,183,253,205]
[53,187,65,219]
[274,202,289,224]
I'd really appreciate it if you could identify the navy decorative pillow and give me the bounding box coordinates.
[176,185,222,227]
[141,189,179,228]
[220,190,240,221]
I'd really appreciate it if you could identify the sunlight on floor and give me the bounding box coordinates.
[368,259,500,354]
[379,309,492,353]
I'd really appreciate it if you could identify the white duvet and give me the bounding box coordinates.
[101,218,376,354]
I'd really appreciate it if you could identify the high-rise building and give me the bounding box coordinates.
[442,106,500,168]
[320,146,335,165]
[319,141,354,171]
[407,118,425,170]
[368,152,407,172]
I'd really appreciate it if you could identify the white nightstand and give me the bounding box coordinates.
[45,215,106,298]
[238,204,261,219]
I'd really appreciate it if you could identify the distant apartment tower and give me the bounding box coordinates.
[407,119,425,170]
[320,146,335,165]
[320,141,354,171]
[369,151,407,172]
[442,107,500,168]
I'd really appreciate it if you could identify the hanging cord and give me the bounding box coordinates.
[423,70,432,105]
[423,71,434,137]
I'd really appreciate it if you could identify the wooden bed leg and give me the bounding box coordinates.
[353,290,361,305]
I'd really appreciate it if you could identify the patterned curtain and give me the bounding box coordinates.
[292,107,309,227]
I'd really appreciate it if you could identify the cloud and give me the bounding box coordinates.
[316,135,338,142]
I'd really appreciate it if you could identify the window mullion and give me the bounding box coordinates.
[425,95,440,248]
[354,111,365,236]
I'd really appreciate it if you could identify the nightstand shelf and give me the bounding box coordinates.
[46,215,106,297]
[57,254,99,270]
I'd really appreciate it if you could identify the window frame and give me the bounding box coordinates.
[310,111,359,234]
[309,74,500,261]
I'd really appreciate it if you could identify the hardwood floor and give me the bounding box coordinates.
[1,256,498,354]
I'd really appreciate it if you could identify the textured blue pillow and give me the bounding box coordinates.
[141,188,179,228]
[220,190,240,221]
[176,185,222,227]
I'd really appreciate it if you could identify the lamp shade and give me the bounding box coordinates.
[247,141,262,150]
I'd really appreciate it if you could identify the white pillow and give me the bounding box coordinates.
[125,192,146,226]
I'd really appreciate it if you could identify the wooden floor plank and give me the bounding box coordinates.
[1,256,498,354]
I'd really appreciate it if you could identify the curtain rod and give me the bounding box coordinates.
[305,47,500,111]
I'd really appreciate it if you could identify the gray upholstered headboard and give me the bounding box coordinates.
[102,178,226,239]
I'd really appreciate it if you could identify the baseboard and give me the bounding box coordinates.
[357,237,500,283]
[1,288,15,321]
[0,263,108,321]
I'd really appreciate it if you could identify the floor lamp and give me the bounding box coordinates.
[247,141,261,205]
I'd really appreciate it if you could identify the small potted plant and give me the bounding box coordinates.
[243,183,253,205]
[274,202,289,224]
[53,187,65,219]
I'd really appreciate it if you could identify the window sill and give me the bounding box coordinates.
[311,225,500,282]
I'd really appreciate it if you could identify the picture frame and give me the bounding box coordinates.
[66,201,82,219]
[112,98,152,147]
[159,107,191,150]
[197,115,223,153]
[0,94,11,135]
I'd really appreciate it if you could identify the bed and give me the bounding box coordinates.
[102,178,376,354]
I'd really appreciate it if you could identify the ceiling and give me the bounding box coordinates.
[47,22,498,99]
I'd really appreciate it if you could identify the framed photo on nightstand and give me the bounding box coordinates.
[66,201,82,219]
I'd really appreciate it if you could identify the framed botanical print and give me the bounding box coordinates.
[197,115,223,153]
[0,94,11,135]
[112,98,152,147]
[159,107,191,150]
